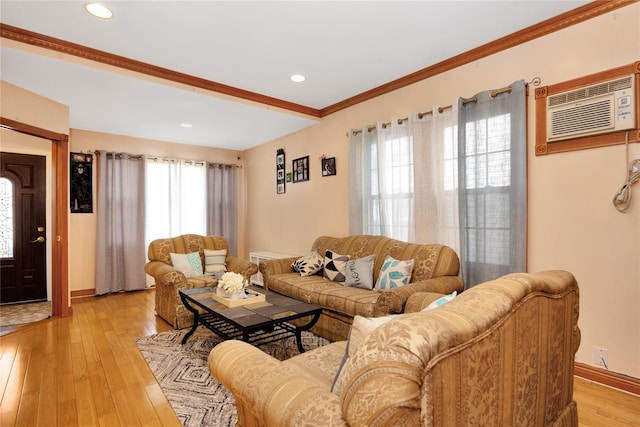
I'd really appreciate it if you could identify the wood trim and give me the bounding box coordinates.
[575,362,640,396]
[2,1,636,120]
[70,289,96,299]
[535,62,640,155]
[0,116,70,318]
[321,0,639,117]
[0,117,67,141]
[0,23,321,119]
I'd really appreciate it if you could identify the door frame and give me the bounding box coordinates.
[1,116,70,317]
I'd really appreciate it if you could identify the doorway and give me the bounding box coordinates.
[1,152,48,303]
[1,117,69,318]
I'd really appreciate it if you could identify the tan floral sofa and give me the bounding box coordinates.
[259,235,463,342]
[145,234,258,328]
[209,270,581,426]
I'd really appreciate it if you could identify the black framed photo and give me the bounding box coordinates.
[70,152,93,213]
[276,149,285,194]
[322,157,336,176]
[292,156,309,183]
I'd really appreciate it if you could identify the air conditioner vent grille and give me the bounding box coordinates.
[548,76,633,107]
[550,99,613,138]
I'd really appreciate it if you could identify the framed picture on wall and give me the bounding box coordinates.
[322,157,336,176]
[276,149,285,194]
[292,156,309,183]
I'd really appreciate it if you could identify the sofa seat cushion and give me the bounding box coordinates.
[285,341,347,387]
[269,273,380,318]
[186,274,218,289]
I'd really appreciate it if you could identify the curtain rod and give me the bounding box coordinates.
[347,77,541,136]
[86,150,241,168]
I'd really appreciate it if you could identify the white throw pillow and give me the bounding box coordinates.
[170,252,203,278]
[422,291,457,311]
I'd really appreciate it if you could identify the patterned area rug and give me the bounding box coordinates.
[0,301,51,327]
[136,326,329,427]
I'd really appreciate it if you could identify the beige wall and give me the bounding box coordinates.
[244,4,640,378]
[68,129,246,292]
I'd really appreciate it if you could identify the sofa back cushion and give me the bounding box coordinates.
[147,234,230,266]
[338,271,580,426]
[311,235,459,284]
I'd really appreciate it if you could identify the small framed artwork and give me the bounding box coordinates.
[70,152,93,213]
[292,156,309,183]
[286,172,292,183]
[322,157,336,176]
[276,149,285,194]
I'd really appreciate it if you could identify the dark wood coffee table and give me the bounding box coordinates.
[179,286,322,353]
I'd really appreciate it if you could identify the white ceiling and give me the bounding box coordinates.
[1,1,589,150]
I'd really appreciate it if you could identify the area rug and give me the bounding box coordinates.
[135,326,329,427]
[0,301,51,327]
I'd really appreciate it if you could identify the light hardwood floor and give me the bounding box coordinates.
[1,289,639,426]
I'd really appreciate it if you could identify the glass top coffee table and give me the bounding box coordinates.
[179,286,322,353]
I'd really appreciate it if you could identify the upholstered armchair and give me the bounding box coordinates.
[209,270,580,426]
[145,234,258,328]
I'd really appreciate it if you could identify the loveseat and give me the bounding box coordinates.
[209,270,581,426]
[259,235,463,341]
[145,234,258,328]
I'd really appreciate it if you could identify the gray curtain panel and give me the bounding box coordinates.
[457,80,527,288]
[95,151,147,294]
[206,163,238,256]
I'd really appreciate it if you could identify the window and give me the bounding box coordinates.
[0,178,13,258]
[145,159,207,249]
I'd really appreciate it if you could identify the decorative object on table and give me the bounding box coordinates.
[322,156,336,176]
[70,152,93,213]
[292,155,309,182]
[276,148,285,194]
[216,271,246,297]
[211,287,266,307]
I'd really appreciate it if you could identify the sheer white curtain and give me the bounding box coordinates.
[412,105,460,254]
[457,80,527,287]
[145,159,206,249]
[207,163,238,255]
[348,121,414,241]
[95,151,147,294]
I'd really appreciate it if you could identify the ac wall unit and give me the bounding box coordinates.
[547,75,636,143]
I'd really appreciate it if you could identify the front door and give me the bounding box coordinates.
[0,152,47,303]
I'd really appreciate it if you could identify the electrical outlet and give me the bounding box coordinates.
[595,346,608,369]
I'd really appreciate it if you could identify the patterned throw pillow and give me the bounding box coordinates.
[291,251,324,276]
[170,252,203,278]
[374,255,414,291]
[204,248,227,276]
[343,255,375,290]
[331,314,399,394]
[323,250,350,282]
[422,291,457,311]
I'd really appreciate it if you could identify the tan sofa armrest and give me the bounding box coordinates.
[226,256,258,278]
[209,340,347,426]
[403,292,446,313]
[145,261,189,289]
[259,257,299,290]
[373,275,463,316]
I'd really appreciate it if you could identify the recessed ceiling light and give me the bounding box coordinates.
[180,123,193,128]
[290,74,306,83]
[85,2,113,19]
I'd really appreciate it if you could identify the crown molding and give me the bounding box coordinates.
[0,23,322,119]
[320,0,638,116]
[1,0,636,119]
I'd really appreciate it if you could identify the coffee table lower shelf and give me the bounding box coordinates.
[179,287,322,353]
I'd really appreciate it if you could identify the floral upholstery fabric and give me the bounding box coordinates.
[260,235,463,341]
[145,234,258,329]
[209,270,580,427]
